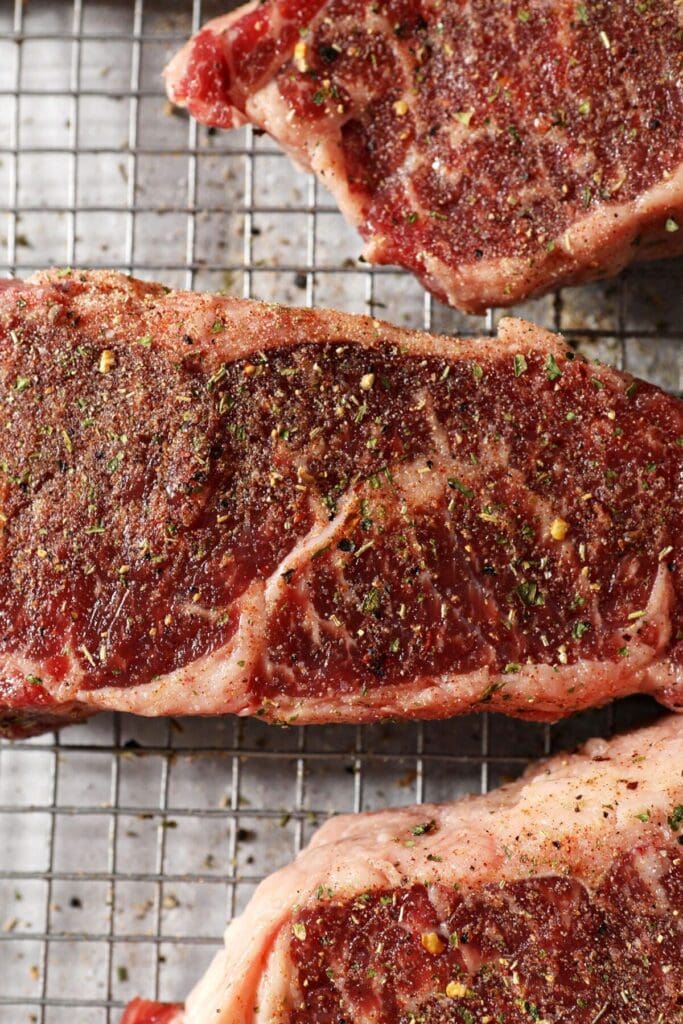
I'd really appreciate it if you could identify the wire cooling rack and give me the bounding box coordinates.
[0,2,680,1022]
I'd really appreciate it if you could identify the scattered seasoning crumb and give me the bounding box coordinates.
[293,39,308,73]
[421,931,446,955]
[292,921,307,940]
[665,217,679,233]
[98,350,116,374]
[549,517,570,541]
[359,372,375,391]
[393,99,409,116]
[117,966,129,983]
[134,899,154,920]
[446,981,469,998]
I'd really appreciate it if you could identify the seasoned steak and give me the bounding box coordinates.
[121,716,683,1024]
[165,0,683,313]
[0,270,681,738]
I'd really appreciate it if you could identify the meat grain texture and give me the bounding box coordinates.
[165,0,683,313]
[122,716,683,1024]
[0,270,681,737]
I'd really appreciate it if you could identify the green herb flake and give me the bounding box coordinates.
[117,966,129,983]
[448,477,474,499]
[668,805,683,832]
[472,362,484,381]
[410,820,435,836]
[636,811,650,823]
[292,922,307,940]
[545,353,562,382]
[517,8,530,22]
[516,580,544,607]
[14,376,30,393]
[503,662,522,674]
[572,621,590,639]
[513,354,528,377]
[107,451,124,474]
[26,674,43,686]
[210,319,225,334]
[576,3,588,23]
[362,587,382,615]
[207,365,227,389]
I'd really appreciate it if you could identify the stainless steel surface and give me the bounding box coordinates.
[0,2,680,1022]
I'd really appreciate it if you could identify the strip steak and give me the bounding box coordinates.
[164,0,683,313]
[121,716,683,1024]
[0,270,681,737]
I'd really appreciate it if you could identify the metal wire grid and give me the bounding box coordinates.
[0,1,680,1021]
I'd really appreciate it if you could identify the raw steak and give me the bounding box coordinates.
[165,0,683,313]
[121,716,683,1024]
[0,270,681,738]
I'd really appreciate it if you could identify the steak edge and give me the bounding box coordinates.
[0,270,681,738]
[121,715,683,1024]
[165,0,683,313]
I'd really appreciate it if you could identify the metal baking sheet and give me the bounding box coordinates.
[0,2,680,1022]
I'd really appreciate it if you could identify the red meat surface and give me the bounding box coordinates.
[166,0,683,312]
[0,270,681,737]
